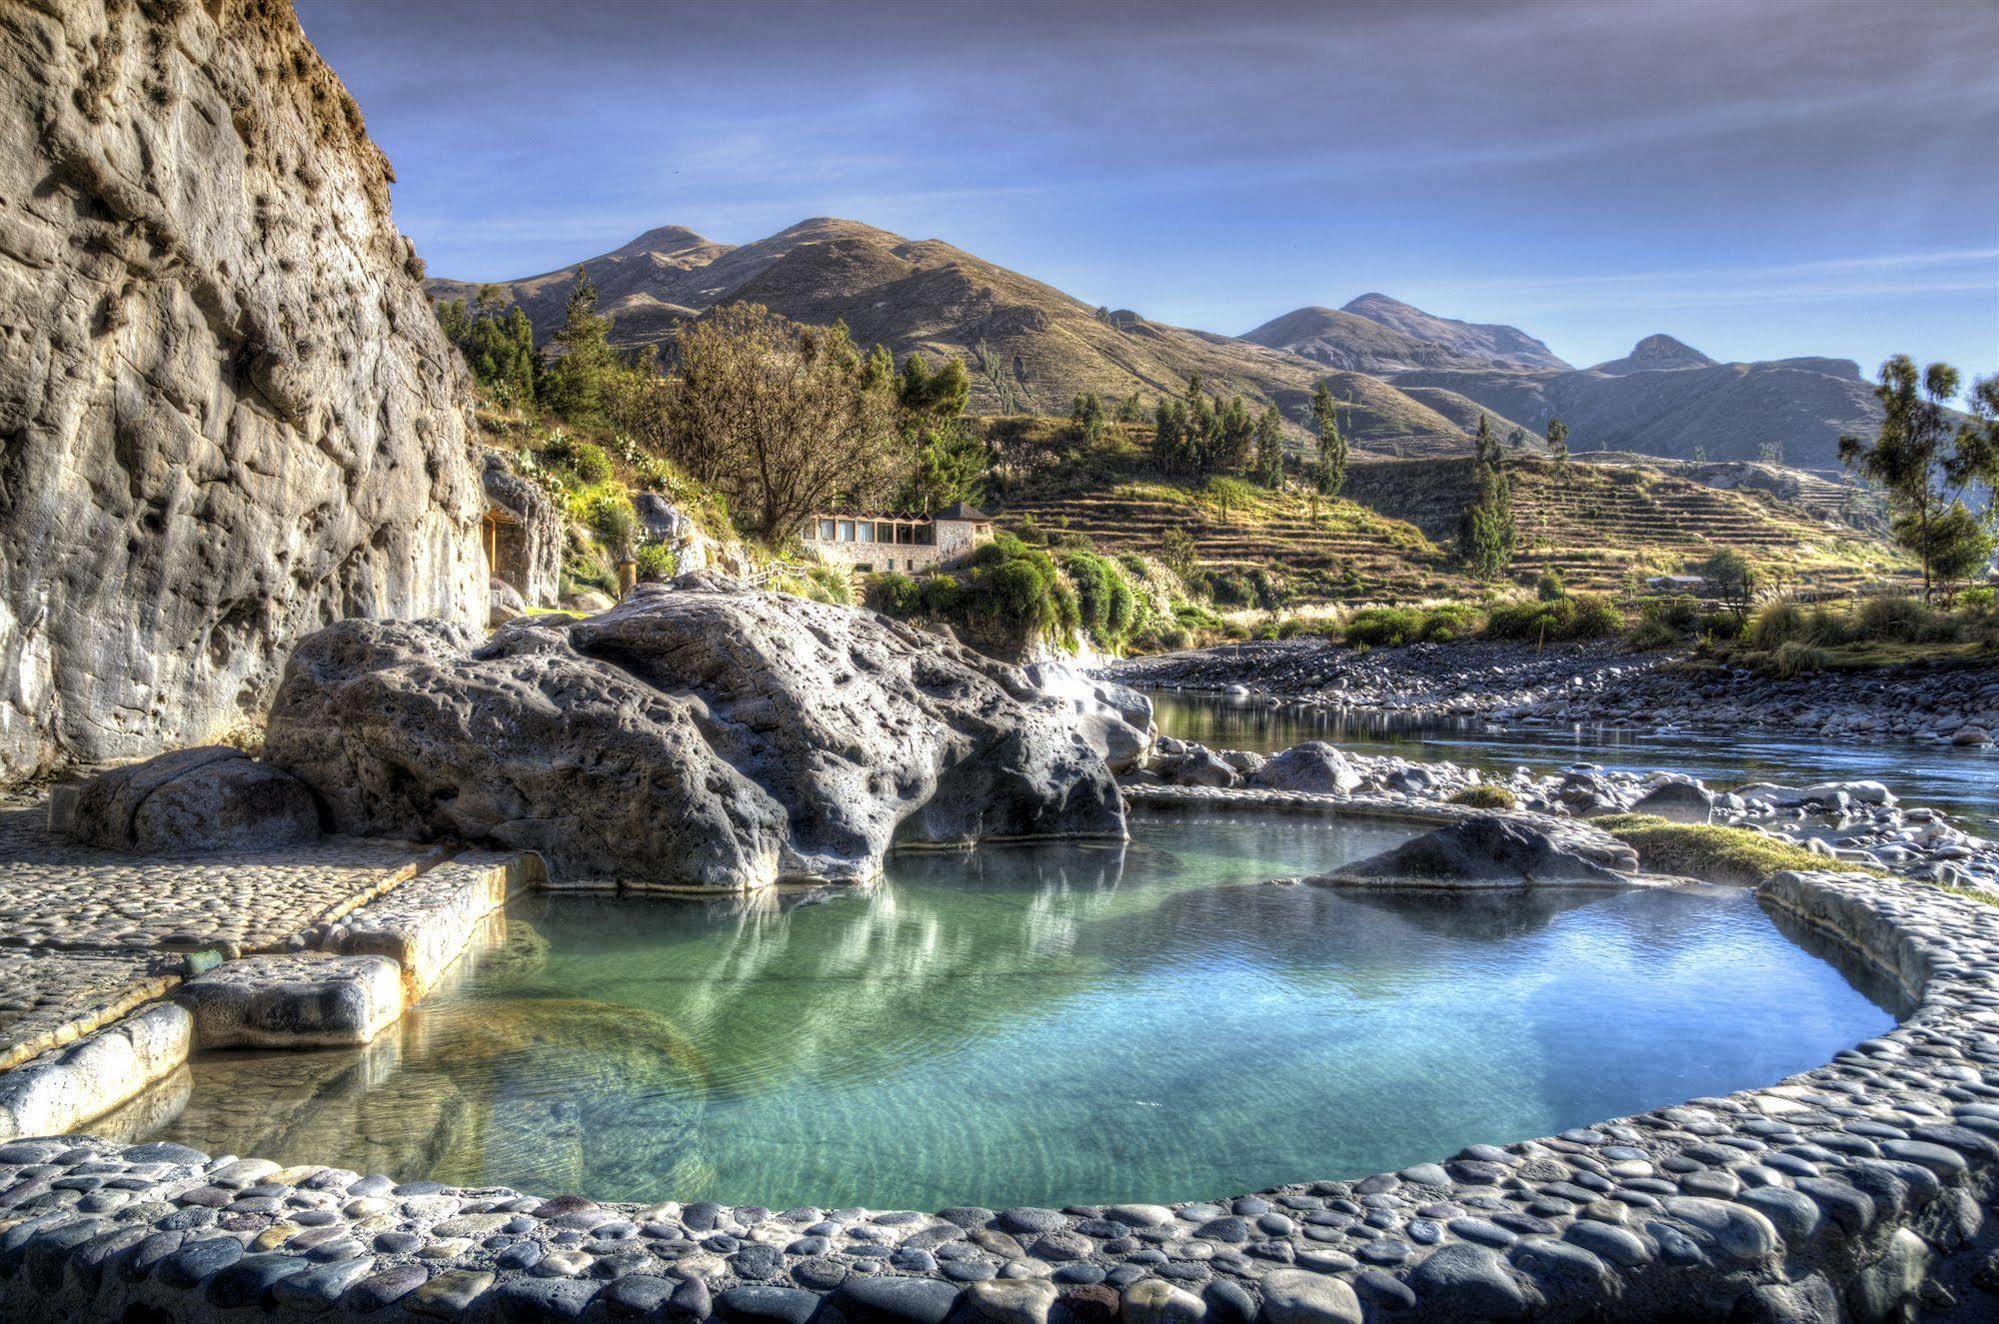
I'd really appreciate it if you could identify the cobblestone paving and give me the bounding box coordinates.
[0,949,184,1071]
[0,810,444,957]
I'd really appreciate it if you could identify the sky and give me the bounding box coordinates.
[296,0,1999,379]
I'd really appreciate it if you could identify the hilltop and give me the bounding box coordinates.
[436,222,1906,469]
[429,219,1484,451]
[1383,334,1882,469]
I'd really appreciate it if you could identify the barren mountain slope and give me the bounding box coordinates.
[429,219,1476,449]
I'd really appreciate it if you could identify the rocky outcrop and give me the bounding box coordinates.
[61,746,321,854]
[264,582,1131,890]
[0,0,485,785]
[1327,814,1634,888]
[481,451,562,607]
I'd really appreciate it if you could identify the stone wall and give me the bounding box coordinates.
[0,0,485,784]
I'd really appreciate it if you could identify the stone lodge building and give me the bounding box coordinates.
[802,503,996,574]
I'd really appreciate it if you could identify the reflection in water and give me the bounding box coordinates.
[1146,691,1999,831]
[121,813,1899,1210]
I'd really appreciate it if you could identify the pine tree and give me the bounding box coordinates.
[1308,382,1348,499]
[1253,405,1285,487]
[539,269,618,426]
[1460,414,1515,581]
[1546,417,1568,462]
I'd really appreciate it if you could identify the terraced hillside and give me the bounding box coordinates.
[1002,481,1461,601]
[1347,458,1912,594]
[991,427,1911,602]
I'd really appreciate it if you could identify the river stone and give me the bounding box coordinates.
[1255,1268,1362,1324]
[0,0,486,787]
[1124,1279,1208,1324]
[1328,815,1628,888]
[1403,1243,1528,1319]
[965,1276,1058,1324]
[177,954,403,1048]
[1250,743,1362,796]
[64,748,322,854]
[1629,780,1713,824]
[265,582,1131,889]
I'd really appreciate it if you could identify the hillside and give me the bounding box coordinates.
[985,423,1910,602]
[429,219,1478,451]
[1337,293,1571,371]
[1238,306,1494,373]
[1385,334,1883,470]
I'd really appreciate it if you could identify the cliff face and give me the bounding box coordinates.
[0,0,484,782]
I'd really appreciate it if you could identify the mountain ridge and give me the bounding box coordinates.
[429,218,1892,468]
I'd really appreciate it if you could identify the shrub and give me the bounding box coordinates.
[1749,601,1808,650]
[1535,569,1567,602]
[545,436,614,485]
[1344,606,1425,648]
[582,492,638,555]
[918,574,963,616]
[804,565,855,606]
[1765,640,1830,678]
[866,571,922,615]
[1854,595,1943,642]
[633,542,678,582]
[1449,785,1517,810]
[1962,586,1996,610]
[1061,550,1140,651]
[1484,594,1622,643]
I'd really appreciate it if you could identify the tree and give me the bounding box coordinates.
[539,269,619,427]
[1115,391,1146,424]
[901,422,990,514]
[655,303,901,542]
[1159,527,1198,579]
[1308,382,1348,499]
[1697,548,1757,619]
[897,354,970,418]
[1757,439,1786,466]
[1459,414,1515,581]
[1547,417,1568,462]
[1069,392,1107,444]
[1840,357,1999,603]
[1253,406,1285,488]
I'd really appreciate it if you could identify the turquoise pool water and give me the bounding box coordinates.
[130,813,1899,1210]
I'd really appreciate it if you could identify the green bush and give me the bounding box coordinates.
[544,436,614,485]
[1765,640,1830,677]
[582,492,638,554]
[1061,550,1140,651]
[866,571,922,615]
[1749,601,1807,649]
[918,574,963,616]
[633,542,678,582]
[1536,569,1567,602]
[1484,594,1623,643]
[1962,586,1996,610]
[1448,785,1517,810]
[1854,595,1945,642]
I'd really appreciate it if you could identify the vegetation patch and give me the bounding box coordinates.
[1447,785,1517,810]
[1589,814,1884,886]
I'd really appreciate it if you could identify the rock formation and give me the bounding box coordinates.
[0,0,485,784]
[61,745,320,854]
[264,581,1132,890]
[1326,815,1633,888]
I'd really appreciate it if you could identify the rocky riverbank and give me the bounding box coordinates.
[1105,639,1999,746]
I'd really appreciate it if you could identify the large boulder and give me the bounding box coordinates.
[1021,662,1154,773]
[264,583,1128,890]
[1327,815,1630,889]
[62,746,320,854]
[0,0,485,786]
[1250,742,1363,795]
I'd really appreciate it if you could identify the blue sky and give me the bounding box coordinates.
[297,0,1998,378]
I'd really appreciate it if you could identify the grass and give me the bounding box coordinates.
[1589,814,1887,886]
[1447,785,1517,810]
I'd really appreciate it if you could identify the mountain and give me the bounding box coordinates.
[1238,306,1494,373]
[428,219,1479,451]
[1339,293,1571,371]
[1389,334,1883,469]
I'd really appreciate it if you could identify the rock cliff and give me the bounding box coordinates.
[264,581,1132,891]
[0,0,484,783]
